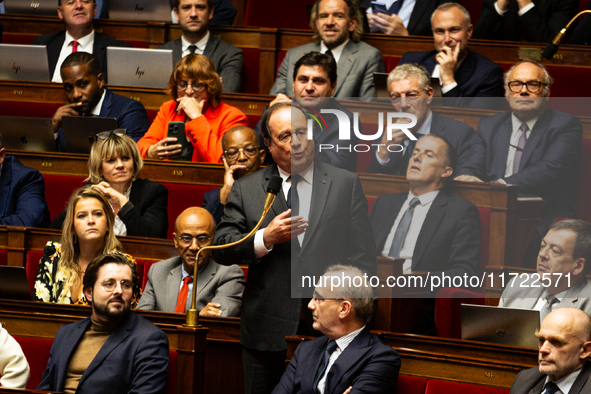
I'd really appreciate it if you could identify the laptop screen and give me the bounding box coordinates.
[106,47,173,88]
[0,44,50,82]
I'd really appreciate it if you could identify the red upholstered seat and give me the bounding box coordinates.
[425,379,509,394]
[42,174,87,221]
[0,101,61,118]
[244,0,316,29]
[142,260,159,290]
[0,250,7,266]
[2,34,38,45]
[241,48,260,94]
[457,0,483,22]
[399,375,428,394]
[13,336,54,390]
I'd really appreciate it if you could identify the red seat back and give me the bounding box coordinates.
[245,0,316,29]
[142,260,159,290]
[13,336,54,390]
[42,175,87,221]
[399,375,428,394]
[241,48,260,94]
[0,250,7,266]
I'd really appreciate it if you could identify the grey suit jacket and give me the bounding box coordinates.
[136,256,245,316]
[270,40,385,98]
[158,34,243,92]
[498,276,591,316]
[509,361,591,394]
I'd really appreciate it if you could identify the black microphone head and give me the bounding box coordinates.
[542,42,559,60]
[267,176,283,195]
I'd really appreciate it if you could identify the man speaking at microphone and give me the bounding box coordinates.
[214,102,376,394]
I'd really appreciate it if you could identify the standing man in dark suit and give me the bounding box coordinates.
[456,60,582,265]
[0,133,51,228]
[398,2,504,107]
[51,52,150,151]
[473,0,578,43]
[509,308,591,394]
[160,0,243,92]
[363,0,446,37]
[366,63,475,175]
[37,253,169,394]
[202,126,266,224]
[272,265,400,394]
[214,102,376,394]
[32,0,130,83]
[270,0,385,98]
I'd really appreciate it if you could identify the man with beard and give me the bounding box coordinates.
[159,0,243,92]
[51,52,150,151]
[37,253,169,394]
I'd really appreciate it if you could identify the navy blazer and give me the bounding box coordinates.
[32,30,130,82]
[56,88,150,151]
[0,156,50,228]
[366,111,476,175]
[370,190,481,279]
[271,328,400,394]
[399,50,504,108]
[37,312,169,394]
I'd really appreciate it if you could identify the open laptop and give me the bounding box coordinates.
[62,116,118,154]
[106,47,173,88]
[0,266,31,301]
[0,44,50,81]
[108,0,172,22]
[0,116,57,152]
[461,304,540,348]
[3,0,57,16]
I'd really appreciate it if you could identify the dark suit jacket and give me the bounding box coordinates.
[399,50,504,108]
[158,34,243,92]
[370,190,480,278]
[213,163,376,351]
[271,328,400,394]
[37,312,169,394]
[50,178,168,238]
[366,111,476,175]
[32,30,130,82]
[567,0,591,45]
[56,88,150,151]
[202,187,224,224]
[0,156,50,228]
[473,0,578,43]
[169,0,237,25]
[360,0,446,36]
[509,361,591,394]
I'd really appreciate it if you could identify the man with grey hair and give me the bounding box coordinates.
[457,60,582,265]
[271,265,400,394]
[366,63,475,175]
[499,220,591,321]
[398,2,503,106]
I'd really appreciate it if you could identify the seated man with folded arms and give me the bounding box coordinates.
[272,264,400,394]
[0,132,51,228]
[0,326,30,389]
[362,0,446,37]
[499,220,591,322]
[38,253,169,393]
[202,126,266,224]
[509,308,591,394]
[32,0,129,83]
[138,207,245,317]
[51,52,150,151]
[366,63,475,176]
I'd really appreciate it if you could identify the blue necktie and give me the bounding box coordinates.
[388,197,420,258]
[512,122,528,174]
[287,174,301,216]
[543,381,561,394]
[388,0,405,15]
[313,340,338,393]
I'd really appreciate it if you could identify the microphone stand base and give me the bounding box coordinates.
[184,309,200,327]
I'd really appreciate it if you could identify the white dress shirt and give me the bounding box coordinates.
[52,31,95,82]
[320,40,348,64]
[494,1,535,16]
[544,365,582,394]
[181,31,209,57]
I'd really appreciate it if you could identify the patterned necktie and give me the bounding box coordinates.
[287,174,302,216]
[313,340,338,394]
[388,0,405,15]
[188,45,197,54]
[512,122,529,174]
[540,294,559,322]
[543,381,562,394]
[388,197,421,258]
[174,276,193,313]
[71,40,79,53]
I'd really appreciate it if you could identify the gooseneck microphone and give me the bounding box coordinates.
[543,10,591,60]
[185,176,283,327]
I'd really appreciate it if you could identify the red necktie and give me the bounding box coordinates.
[71,41,79,53]
[174,276,193,313]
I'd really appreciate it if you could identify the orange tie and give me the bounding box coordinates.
[71,40,79,53]
[174,276,193,313]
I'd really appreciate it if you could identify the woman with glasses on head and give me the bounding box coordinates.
[137,54,248,163]
[51,131,168,238]
[33,187,141,306]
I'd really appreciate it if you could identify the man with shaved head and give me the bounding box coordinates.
[137,207,245,316]
[509,308,591,394]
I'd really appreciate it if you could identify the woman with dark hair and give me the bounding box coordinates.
[137,54,248,163]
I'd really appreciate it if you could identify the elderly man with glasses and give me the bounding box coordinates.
[137,207,245,316]
[456,60,583,266]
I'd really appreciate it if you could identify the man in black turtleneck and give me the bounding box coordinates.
[37,253,169,394]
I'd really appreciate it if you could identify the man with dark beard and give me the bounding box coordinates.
[37,253,169,394]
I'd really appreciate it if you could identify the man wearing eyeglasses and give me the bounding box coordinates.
[137,207,245,316]
[366,63,475,176]
[202,126,266,224]
[51,52,150,152]
[456,60,582,265]
[37,253,169,394]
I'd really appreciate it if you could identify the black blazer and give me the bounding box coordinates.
[509,362,591,394]
[370,190,480,279]
[50,179,169,239]
[32,30,130,82]
[202,187,224,225]
[567,0,591,45]
[360,0,447,36]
